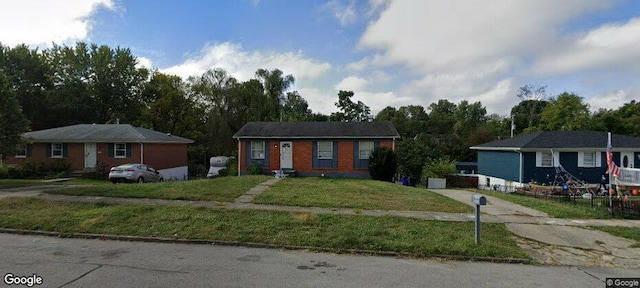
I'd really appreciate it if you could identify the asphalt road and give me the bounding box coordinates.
[0,233,637,288]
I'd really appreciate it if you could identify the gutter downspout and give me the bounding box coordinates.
[140,143,144,164]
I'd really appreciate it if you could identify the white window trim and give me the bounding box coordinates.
[15,144,27,158]
[578,151,601,168]
[317,141,333,160]
[359,141,374,160]
[535,151,559,167]
[114,143,127,159]
[251,141,265,160]
[51,143,63,158]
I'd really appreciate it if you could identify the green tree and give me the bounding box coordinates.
[514,84,548,133]
[453,100,487,139]
[255,68,295,121]
[0,71,29,158]
[331,90,371,122]
[0,43,52,130]
[282,91,312,121]
[539,92,590,131]
[427,99,456,134]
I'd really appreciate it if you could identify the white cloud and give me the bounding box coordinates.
[136,57,153,70]
[0,0,115,47]
[334,76,368,91]
[162,42,331,82]
[534,17,640,75]
[298,87,337,114]
[588,88,640,112]
[324,0,358,26]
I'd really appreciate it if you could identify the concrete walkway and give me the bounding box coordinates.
[3,181,640,268]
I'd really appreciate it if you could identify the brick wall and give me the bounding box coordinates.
[4,142,188,172]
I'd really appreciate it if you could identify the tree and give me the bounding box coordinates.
[427,99,456,134]
[331,90,371,122]
[142,72,203,138]
[453,100,487,139]
[254,68,295,121]
[539,92,591,131]
[0,70,29,158]
[513,84,548,134]
[281,91,311,121]
[0,43,52,130]
[368,147,397,182]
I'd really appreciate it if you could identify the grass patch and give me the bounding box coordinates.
[592,226,640,248]
[0,197,528,259]
[471,189,612,219]
[254,177,473,213]
[0,179,49,189]
[46,176,270,202]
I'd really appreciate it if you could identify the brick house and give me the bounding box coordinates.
[232,121,400,177]
[3,124,194,180]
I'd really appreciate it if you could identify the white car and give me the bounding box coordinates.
[108,164,163,183]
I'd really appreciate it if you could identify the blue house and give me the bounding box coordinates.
[470,131,640,190]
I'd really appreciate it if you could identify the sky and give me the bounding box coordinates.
[2,0,640,117]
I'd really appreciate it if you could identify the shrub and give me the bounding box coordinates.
[420,157,456,186]
[248,162,263,175]
[225,158,238,177]
[368,147,397,182]
[0,164,19,179]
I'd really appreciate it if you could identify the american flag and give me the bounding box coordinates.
[606,133,620,178]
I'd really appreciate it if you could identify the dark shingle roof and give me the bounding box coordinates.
[233,121,400,139]
[471,131,640,150]
[23,124,194,143]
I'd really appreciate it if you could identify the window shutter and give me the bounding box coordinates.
[596,152,602,167]
[26,145,31,157]
[374,141,380,150]
[535,152,542,167]
[46,143,51,157]
[62,144,68,157]
[577,152,584,168]
[126,144,132,157]
[332,141,338,168]
[108,143,114,157]
[553,152,560,167]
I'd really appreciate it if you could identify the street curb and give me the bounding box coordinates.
[0,228,532,264]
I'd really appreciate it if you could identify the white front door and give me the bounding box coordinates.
[621,152,634,168]
[84,143,97,169]
[280,142,293,169]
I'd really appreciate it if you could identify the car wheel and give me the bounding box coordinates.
[137,177,144,183]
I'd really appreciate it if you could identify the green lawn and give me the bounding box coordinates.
[254,177,474,213]
[46,176,270,202]
[471,189,612,219]
[0,179,50,189]
[0,197,529,260]
[592,226,640,248]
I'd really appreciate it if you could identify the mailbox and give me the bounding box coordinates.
[472,195,486,206]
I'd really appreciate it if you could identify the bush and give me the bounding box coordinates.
[82,163,110,180]
[0,164,19,179]
[225,158,238,177]
[420,157,456,186]
[368,147,397,182]
[248,162,263,175]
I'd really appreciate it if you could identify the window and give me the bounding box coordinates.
[51,143,63,158]
[359,141,374,159]
[535,151,554,167]
[578,151,600,168]
[114,143,127,158]
[251,141,265,159]
[15,145,27,158]
[317,141,333,159]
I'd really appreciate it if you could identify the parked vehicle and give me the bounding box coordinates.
[108,164,163,183]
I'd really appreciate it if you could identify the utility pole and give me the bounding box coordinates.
[510,115,515,138]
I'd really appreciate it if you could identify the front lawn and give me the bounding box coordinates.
[46,176,270,202]
[0,197,529,260]
[254,177,474,213]
[0,179,50,189]
[472,189,612,219]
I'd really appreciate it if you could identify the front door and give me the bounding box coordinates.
[84,143,97,169]
[280,141,292,169]
[621,152,634,168]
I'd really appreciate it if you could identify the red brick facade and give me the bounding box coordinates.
[238,139,395,177]
[4,142,188,172]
